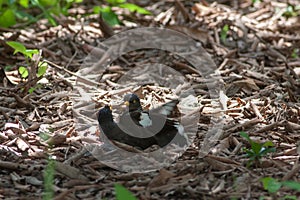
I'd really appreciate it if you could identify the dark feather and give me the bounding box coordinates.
[120,94,188,147]
[97,105,157,150]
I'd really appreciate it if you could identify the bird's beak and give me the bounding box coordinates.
[124,101,129,106]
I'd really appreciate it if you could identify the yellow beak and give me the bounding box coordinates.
[124,101,130,106]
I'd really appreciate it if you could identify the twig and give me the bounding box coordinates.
[282,157,300,181]
[44,59,100,86]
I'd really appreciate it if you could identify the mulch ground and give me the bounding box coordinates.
[0,0,300,199]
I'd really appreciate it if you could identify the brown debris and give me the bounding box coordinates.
[0,0,300,199]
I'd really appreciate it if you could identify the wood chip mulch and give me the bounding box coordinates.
[0,0,299,199]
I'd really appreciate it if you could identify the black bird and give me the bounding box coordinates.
[97,105,157,150]
[120,93,188,147]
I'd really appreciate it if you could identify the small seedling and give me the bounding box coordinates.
[43,159,55,200]
[6,41,39,59]
[260,177,300,199]
[282,4,300,18]
[6,41,48,79]
[93,0,151,26]
[240,132,276,167]
[220,24,229,44]
[291,48,299,59]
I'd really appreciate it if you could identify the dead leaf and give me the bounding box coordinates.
[47,134,66,146]
[167,25,208,44]
[148,168,175,188]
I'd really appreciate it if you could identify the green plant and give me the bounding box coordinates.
[6,41,39,59]
[291,48,299,59]
[6,41,48,93]
[115,184,137,200]
[31,0,83,26]
[282,4,300,18]
[93,0,151,26]
[0,0,83,27]
[0,0,22,27]
[252,0,261,4]
[220,24,229,44]
[261,177,300,199]
[43,159,55,200]
[6,41,48,78]
[240,132,276,167]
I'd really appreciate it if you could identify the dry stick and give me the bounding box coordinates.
[221,118,262,139]
[206,154,240,166]
[250,100,263,119]
[256,120,284,133]
[55,161,88,180]
[175,0,191,22]
[10,93,34,109]
[0,160,28,170]
[44,59,99,86]
[173,61,202,75]
[65,50,78,70]
[282,157,300,181]
[0,107,10,120]
[64,147,88,165]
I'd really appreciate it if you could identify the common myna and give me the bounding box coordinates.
[97,105,157,150]
[119,93,188,147]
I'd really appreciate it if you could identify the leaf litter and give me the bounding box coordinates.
[0,0,299,199]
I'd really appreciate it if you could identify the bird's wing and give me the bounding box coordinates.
[149,99,179,116]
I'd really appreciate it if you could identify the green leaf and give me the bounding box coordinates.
[31,0,58,26]
[119,3,151,15]
[281,195,297,200]
[291,49,299,58]
[261,177,282,193]
[25,49,39,58]
[43,159,55,200]
[37,62,48,77]
[251,141,263,155]
[115,184,137,200]
[15,10,37,23]
[19,0,29,8]
[282,181,300,192]
[221,24,229,43]
[100,7,120,26]
[18,66,29,78]
[4,65,13,71]
[0,9,16,28]
[259,147,276,156]
[66,0,83,3]
[6,41,27,55]
[6,41,39,58]
[106,0,126,5]
[39,132,50,141]
[93,6,101,14]
[38,0,57,7]
[28,87,36,94]
[262,141,274,147]
[252,0,261,3]
[240,132,251,142]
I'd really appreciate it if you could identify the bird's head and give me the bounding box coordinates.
[97,105,114,124]
[123,93,142,112]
